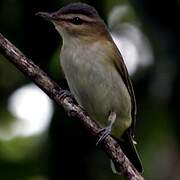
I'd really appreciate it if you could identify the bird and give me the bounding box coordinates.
[37,2,143,173]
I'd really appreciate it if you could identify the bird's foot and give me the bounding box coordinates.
[96,111,116,145]
[58,90,74,101]
[96,126,112,146]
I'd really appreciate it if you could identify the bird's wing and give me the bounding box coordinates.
[110,42,137,137]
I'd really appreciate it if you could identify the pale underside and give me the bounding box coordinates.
[60,38,132,137]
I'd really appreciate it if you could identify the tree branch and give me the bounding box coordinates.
[0,33,144,180]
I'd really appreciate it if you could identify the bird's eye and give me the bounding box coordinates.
[71,17,83,25]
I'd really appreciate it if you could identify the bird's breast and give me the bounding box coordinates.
[60,41,132,136]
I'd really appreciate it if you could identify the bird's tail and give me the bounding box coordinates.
[111,130,143,173]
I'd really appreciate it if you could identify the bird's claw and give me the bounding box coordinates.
[96,126,112,145]
[96,111,116,146]
[59,90,74,101]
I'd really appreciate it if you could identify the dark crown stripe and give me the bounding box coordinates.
[59,3,98,17]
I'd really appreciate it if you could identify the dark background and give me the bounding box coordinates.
[0,0,180,179]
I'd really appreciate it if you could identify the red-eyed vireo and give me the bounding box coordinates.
[37,2,143,173]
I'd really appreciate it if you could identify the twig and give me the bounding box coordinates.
[0,33,144,180]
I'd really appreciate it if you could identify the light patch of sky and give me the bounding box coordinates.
[0,84,53,140]
[109,5,153,75]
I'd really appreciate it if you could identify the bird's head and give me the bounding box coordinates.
[36,3,110,42]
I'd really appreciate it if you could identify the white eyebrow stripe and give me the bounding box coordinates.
[61,14,96,23]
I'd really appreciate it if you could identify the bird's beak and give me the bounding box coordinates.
[36,11,60,22]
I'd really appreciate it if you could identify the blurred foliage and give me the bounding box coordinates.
[0,0,180,180]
